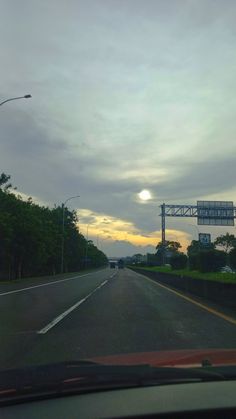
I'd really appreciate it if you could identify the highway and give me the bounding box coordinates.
[0,268,236,370]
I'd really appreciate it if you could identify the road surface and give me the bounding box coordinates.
[0,268,236,369]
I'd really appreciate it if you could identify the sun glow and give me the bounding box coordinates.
[138,190,152,201]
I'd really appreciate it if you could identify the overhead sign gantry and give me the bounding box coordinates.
[160,200,235,246]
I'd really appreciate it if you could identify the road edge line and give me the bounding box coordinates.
[131,269,236,326]
[0,269,107,297]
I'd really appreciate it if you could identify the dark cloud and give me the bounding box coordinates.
[1,0,236,254]
[1,106,236,241]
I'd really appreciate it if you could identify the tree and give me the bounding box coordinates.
[146,253,162,266]
[229,247,236,269]
[131,254,144,264]
[214,233,236,254]
[0,173,12,190]
[170,253,188,270]
[187,240,215,271]
[198,249,226,273]
[0,173,108,279]
[156,240,182,265]
[156,241,182,253]
[187,240,200,255]
[187,240,214,255]
[86,240,108,268]
[167,241,182,252]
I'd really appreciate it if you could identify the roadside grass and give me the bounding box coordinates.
[129,265,236,284]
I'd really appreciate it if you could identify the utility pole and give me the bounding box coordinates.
[161,203,166,265]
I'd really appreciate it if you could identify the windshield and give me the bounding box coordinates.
[0,0,236,400]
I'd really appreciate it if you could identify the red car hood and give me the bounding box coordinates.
[91,349,236,368]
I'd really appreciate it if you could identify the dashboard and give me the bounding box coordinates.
[1,380,236,418]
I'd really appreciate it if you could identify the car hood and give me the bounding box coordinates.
[1,349,236,402]
[91,349,236,367]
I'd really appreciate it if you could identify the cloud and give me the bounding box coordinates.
[78,208,192,256]
[1,0,236,256]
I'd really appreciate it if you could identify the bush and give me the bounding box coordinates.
[188,253,199,270]
[198,249,226,273]
[170,253,188,270]
[229,247,236,269]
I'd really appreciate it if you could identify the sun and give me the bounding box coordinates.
[138,189,152,201]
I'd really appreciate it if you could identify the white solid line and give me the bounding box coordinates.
[0,270,106,297]
[37,279,108,334]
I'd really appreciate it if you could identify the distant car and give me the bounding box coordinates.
[220,265,235,273]
[110,262,116,269]
[118,259,124,269]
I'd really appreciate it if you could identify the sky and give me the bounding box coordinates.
[1,0,236,257]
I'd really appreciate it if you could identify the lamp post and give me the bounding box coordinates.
[61,195,80,273]
[0,94,32,107]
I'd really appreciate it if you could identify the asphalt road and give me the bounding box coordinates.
[0,267,236,369]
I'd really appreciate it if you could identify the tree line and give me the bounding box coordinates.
[133,233,236,273]
[0,173,108,280]
[163,234,236,272]
[187,233,236,272]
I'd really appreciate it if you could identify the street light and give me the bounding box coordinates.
[0,94,32,107]
[61,195,80,273]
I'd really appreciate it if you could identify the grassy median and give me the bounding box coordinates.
[131,265,236,284]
